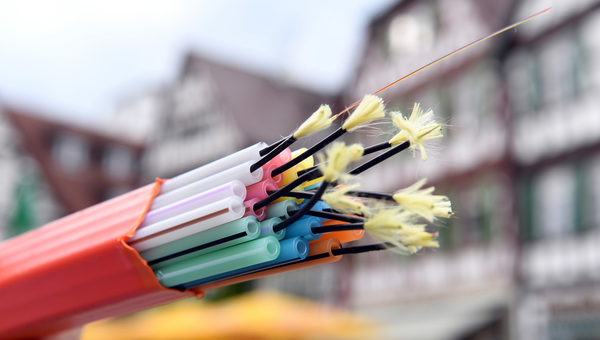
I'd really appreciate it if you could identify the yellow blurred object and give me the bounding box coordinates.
[303,176,323,189]
[292,148,322,189]
[274,148,315,205]
[81,290,377,340]
[291,148,314,172]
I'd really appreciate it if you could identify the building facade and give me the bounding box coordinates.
[108,53,336,182]
[508,1,600,339]
[331,0,600,339]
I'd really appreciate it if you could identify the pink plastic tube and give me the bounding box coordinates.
[244,198,266,221]
[245,179,278,202]
[262,164,283,186]
[261,148,291,184]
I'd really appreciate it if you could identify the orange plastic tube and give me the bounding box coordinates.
[311,220,365,244]
[193,238,342,293]
[0,180,194,339]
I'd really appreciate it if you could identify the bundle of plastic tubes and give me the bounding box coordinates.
[127,94,455,291]
[128,143,313,289]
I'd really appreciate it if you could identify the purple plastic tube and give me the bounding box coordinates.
[140,180,247,228]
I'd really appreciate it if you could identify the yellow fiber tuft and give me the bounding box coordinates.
[322,184,371,217]
[392,178,452,222]
[342,95,386,131]
[317,142,364,182]
[388,103,443,161]
[363,207,439,255]
[293,105,333,138]
[348,144,364,162]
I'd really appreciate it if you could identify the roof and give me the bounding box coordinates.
[181,52,340,146]
[3,106,143,214]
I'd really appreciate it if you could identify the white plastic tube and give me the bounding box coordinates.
[128,196,245,252]
[151,161,263,210]
[141,180,247,228]
[159,142,267,194]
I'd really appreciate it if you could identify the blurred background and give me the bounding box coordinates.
[0,0,596,339]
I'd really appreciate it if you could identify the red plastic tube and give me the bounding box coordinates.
[0,179,196,339]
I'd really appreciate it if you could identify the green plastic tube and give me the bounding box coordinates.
[265,200,298,220]
[155,236,280,287]
[140,216,261,269]
[259,217,285,240]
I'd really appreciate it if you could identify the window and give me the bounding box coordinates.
[387,1,438,57]
[525,52,544,113]
[455,185,479,246]
[51,134,89,173]
[437,186,456,251]
[475,183,494,244]
[508,50,544,115]
[539,34,571,105]
[584,155,600,230]
[518,175,536,242]
[573,161,590,233]
[534,165,576,238]
[102,146,135,179]
[570,27,588,98]
[454,176,506,245]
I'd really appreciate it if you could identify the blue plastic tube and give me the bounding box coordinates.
[298,201,331,222]
[283,216,322,241]
[176,236,309,290]
[298,200,329,211]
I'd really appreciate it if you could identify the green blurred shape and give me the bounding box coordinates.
[8,176,37,237]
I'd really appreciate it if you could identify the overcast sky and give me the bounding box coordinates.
[0,0,396,125]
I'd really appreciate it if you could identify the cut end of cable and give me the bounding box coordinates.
[293,105,333,139]
[342,95,386,132]
[388,103,443,161]
[317,142,364,182]
[363,207,439,255]
[392,178,453,222]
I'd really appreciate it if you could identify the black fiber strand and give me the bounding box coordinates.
[251,136,297,172]
[311,223,364,234]
[363,141,392,155]
[331,243,389,256]
[273,180,328,232]
[267,190,313,200]
[253,168,321,210]
[147,232,247,266]
[272,127,346,177]
[348,141,409,175]
[289,209,364,223]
